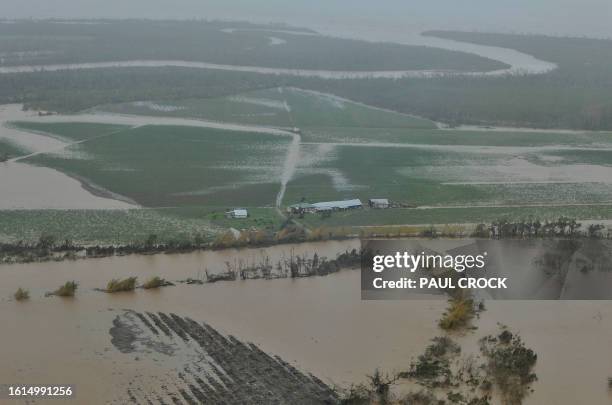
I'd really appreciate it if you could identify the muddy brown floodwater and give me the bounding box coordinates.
[0,104,137,209]
[0,239,611,404]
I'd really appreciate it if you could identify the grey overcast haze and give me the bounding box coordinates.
[4,0,612,38]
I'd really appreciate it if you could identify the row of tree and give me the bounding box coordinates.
[472,217,608,239]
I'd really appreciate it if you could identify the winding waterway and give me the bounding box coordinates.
[0,55,549,79]
[0,29,556,78]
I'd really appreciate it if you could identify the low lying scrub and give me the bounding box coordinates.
[105,277,137,293]
[142,276,172,289]
[480,327,538,405]
[400,336,461,388]
[14,287,30,301]
[338,369,399,405]
[438,294,477,331]
[51,281,78,297]
[340,323,536,405]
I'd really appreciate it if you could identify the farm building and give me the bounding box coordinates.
[226,208,248,219]
[312,199,362,211]
[368,198,389,209]
[288,202,316,214]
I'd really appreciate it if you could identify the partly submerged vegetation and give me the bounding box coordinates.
[141,276,172,289]
[49,281,78,297]
[480,328,538,405]
[105,277,137,293]
[340,325,536,404]
[13,287,29,301]
[338,281,535,405]
[339,272,534,404]
[438,294,478,331]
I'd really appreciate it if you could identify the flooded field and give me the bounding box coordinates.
[0,105,67,153]
[0,162,134,210]
[0,105,136,209]
[1,102,305,211]
[1,239,611,404]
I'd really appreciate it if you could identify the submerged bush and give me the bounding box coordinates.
[426,336,461,358]
[14,287,30,301]
[53,281,78,297]
[142,276,167,289]
[338,384,370,405]
[106,277,137,293]
[481,327,538,405]
[439,295,475,331]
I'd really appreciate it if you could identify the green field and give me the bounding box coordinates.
[94,88,612,213]
[0,209,212,245]
[173,206,285,231]
[22,124,290,207]
[301,127,612,145]
[284,146,491,206]
[100,87,436,130]
[11,204,611,244]
[0,207,286,245]
[6,78,612,238]
[285,128,612,218]
[299,205,612,228]
[10,90,612,234]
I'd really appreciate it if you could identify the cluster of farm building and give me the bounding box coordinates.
[287,198,390,214]
[225,199,390,219]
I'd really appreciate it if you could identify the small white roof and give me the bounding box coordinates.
[369,198,389,204]
[229,208,248,216]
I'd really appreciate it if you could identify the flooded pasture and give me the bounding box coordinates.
[0,103,298,209]
[0,104,136,209]
[0,105,67,153]
[0,161,134,209]
[0,239,611,404]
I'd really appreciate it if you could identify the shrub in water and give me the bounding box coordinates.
[142,276,166,289]
[14,287,30,301]
[439,295,474,331]
[106,277,137,293]
[53,281,78,297]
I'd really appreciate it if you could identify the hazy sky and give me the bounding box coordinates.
[4,0,612,38]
